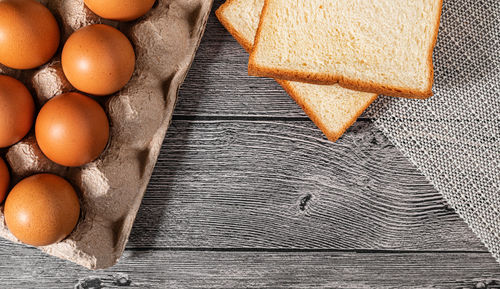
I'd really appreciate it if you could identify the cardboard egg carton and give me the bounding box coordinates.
[0,0,213,269]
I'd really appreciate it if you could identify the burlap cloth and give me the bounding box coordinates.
[367,0,500,262]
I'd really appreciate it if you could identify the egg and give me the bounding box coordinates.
[4,174,80,246]
[0,0,60,69]
[0,75,35,148]
[61,24,135,96]
[84,0,155,21]
[35,92,109,167]
[0,157,9,203]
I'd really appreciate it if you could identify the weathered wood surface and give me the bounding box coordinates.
[1,119,498,288]
[0,243,499,289]
[127,120,482,251]
[1,1,499,287]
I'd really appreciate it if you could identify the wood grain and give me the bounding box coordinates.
[126,119,483,251]
[0,243,499,288]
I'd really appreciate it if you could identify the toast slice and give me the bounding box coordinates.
[216,0,377,141]
[248,0,443,99]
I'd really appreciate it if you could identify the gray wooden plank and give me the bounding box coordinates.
[175,0,343,118]
[0,242,499,289]
[127,119,484,251]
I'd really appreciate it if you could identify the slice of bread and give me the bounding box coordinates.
[248,0,443,99]
[216,0,377,141]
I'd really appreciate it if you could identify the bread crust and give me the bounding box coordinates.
[216,0,254,52]
[216,1,377,141]
[249,0,444,99]
[426,0,444,96]
[277,80,377,141]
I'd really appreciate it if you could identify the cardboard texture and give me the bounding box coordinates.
[0,0,213,269]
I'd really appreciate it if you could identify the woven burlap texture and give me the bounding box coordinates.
[367,0,500,261]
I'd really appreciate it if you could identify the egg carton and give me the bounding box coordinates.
[0,0,213,269]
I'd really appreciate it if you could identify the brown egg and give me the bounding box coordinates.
[0,0,60,69]
[35,92,109,167]
[0,157,9,203]
[4,174,80,246]
[84,0,155,21]
[61,24,135,96]
[0,75,35,148]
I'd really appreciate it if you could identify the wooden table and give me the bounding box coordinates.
[2,1,500,287]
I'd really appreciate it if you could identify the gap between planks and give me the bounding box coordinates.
[124,247,488,254]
